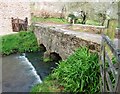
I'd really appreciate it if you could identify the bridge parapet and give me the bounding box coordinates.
[34,23,102,60]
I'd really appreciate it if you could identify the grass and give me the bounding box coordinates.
[30,75,61,93]
[32,16,68,24]
[86,20,100,26]
[1,31,39,55]
[32,16,100,26]
[31,47,100,93]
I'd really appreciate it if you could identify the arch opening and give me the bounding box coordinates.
[50,52,62,62]
[39,44,46,52]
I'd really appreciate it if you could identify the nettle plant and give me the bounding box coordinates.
[52,47,100,93]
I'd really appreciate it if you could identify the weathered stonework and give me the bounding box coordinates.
[63,24,106,34]
[34,23,102,60]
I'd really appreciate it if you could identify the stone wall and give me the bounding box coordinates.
[31,2,63,18]
[62,24,105,34]
[0,2,31,33]
[34,24,102,60]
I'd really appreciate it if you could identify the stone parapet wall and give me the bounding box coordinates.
[62,24,106,34]
[34,24,102,60]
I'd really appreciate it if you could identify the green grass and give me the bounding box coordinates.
[86,20,100,26]
[31,47,100,93]
[32,16,68,24]
[1,31,39,55]
[30,75,61,93]
[32,16,100,26]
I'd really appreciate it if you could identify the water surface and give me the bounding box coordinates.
[2,51,57,92]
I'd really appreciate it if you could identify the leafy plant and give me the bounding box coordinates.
[52,47,100,93]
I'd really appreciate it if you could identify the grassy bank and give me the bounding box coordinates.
[86,20,100,26]
[1,31,39,56]
[32,16,68,24]
[31,47,100,93]
[32,16,100,26]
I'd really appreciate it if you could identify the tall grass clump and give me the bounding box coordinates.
[31,47,100,93]
[1,31,39,55]
[52,47,100,93]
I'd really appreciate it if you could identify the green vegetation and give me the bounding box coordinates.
[1,31,39,55]
[43,57,53,62]
[32,16,100,26]
[31,76,61,93]
[31,47,100,93]
[86,20,100,26]
[75,19,100,26]
[32,16,68,24]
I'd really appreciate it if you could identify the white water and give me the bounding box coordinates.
[17,53,42,84]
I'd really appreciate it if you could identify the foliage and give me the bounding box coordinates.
[31,47,100,93]
[52,47,100,93]
[1,31,39,55]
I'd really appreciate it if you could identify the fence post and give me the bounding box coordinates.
[103,37,106,92]
[100,34,120,92]
[24,17,28,31]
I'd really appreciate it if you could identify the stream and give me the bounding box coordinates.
[2,51,58,92]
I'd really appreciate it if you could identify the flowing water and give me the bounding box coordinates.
[2,51,58,92]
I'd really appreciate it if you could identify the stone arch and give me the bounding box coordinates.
[39,44,46,52]
[50,52,62,62]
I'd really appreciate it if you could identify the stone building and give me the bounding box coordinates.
[0,2,31,34]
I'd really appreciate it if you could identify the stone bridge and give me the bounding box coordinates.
[34,23,102,60]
